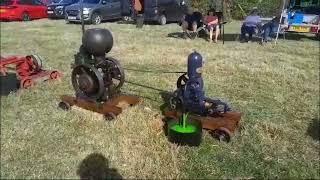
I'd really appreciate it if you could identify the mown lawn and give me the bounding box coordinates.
[0,19,319,179]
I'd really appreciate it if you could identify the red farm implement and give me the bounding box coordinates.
[0,55,62,89]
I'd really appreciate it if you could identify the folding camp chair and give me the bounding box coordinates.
[196,11,227,44]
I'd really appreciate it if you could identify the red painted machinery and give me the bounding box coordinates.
[0,55,61,88]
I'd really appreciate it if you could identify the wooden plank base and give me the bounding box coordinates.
[59,95,141,119]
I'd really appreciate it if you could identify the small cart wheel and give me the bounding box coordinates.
[104,112,116,121]
[210,127,231,142]
[50,71,60,79]
[58,101,71,111]
[29,54,43,72]
[21,79,33,89]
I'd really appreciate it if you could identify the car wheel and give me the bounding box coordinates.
[22,12,30,21]
[91,13,102,25]
[122,16,131,21]
[158,14,166,25]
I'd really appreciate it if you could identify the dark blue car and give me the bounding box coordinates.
[47,0,79,18]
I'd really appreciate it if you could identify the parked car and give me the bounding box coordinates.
[65,0,122,24]
[0,0,47,21]
[131,0,189,25]
[47,0,78,19]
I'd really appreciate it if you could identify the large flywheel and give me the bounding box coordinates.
[71,57,125,101]
[103,57,125,93]
[72,64,105,101]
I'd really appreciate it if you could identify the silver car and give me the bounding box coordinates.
[65,0,121,24]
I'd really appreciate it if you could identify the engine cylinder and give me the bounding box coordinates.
[82,28,113,57]
[187,51,203,78]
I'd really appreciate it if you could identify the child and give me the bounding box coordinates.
[204,9,219,43]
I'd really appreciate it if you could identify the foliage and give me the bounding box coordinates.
[190,0,283,19]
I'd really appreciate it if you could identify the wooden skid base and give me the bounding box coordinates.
[59,95,141,119]
[164,110,241,136]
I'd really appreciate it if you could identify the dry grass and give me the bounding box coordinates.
[0,19,319,179]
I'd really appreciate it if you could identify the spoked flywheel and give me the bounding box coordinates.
[177,73,189,89]
[102,57,125,94]
[72,64,105,101]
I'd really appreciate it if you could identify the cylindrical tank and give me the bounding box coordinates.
[82,28,113,56]
[187,51,203,78]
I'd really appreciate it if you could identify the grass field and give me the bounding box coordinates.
[0,19,319,179]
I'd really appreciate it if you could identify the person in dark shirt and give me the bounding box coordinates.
[261,16,280,42]
[240,7,262,42]
[181,8,203,38]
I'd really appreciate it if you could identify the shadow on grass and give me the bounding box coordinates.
[307,118,319,141]
[167,32,185,39]
[167,32,249,43]
[77,153,122,180]
[116,20,136,25]
[159,91,175,137]
[0,72,19,96]
[283,33,319,41]
[223,33,241,42]
[223,33,319,42]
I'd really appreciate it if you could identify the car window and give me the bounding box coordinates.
[33,0,44,5]
[0,0,14,5]
[83,0,99,4]
[18,0,33,5]
[105,0,118,3]
[60,0,73,3]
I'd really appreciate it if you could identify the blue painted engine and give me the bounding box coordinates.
[169,51,231,116]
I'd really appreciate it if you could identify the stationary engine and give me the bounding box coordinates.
[169,51,231,116]
[71,28,125,102]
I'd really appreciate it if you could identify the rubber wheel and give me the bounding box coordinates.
[104,112,116,121]
[210,127,231,142]
[136,15,144,28]
[167,118,202,147]
[122,16,130,21]
[50,71,60,79]
[29,54,43,72]
[22,12,30,21]
[22,79,33,89]
[58,101,71,111]
[91,13,102,25]
[158,14,166,25]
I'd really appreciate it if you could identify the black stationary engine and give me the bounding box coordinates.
[71,28,125,102]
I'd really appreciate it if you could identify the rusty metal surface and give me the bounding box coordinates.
[164,109,241,135]
[60,95,141,117]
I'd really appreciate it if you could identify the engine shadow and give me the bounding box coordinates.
[0,72,20,96]
[77,153,122,180]
[307,118,319,141]
[159,91,175,137]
